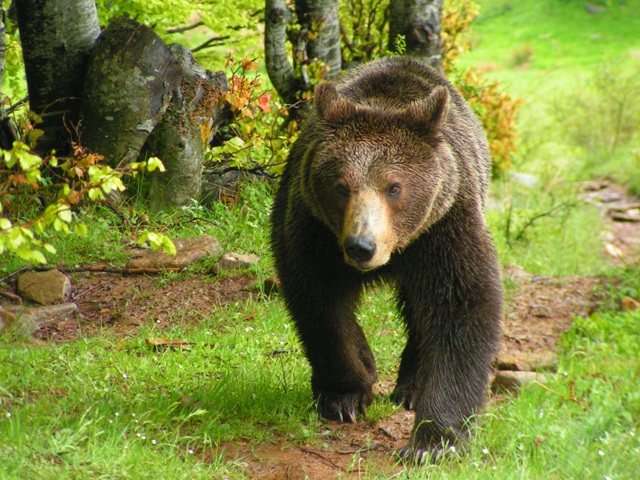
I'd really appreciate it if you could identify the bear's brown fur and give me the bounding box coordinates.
[270,56,503,462]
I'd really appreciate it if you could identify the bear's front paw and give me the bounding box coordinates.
[395,441,459,464]
[316,390,373,423]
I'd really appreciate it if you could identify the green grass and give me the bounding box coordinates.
[460,0,640,191]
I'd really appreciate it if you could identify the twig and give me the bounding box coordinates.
[0,265,185,285]
[192,35,230,53]
[166,20,204,34]
[72,281,110,301]
[514,202,577,241]
[7,97,29,115]
[298,447,347,472]
[533,380,590,409]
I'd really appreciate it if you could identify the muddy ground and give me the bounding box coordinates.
[10,181,640,478]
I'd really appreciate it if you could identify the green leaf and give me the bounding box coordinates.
[44,243,57,254]
[147,156,166,173]
[74,223,88,236]
[0,218,11,230]
[30,249,47,264]
[57,207,73,223]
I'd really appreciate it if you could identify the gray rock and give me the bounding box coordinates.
[17,269,71,305]
[211,252,259,274]
[491,370,547,394]
[0,302,82,336]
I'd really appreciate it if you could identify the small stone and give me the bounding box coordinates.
[211,253,259,274]
[604,243,624,259]
[598,192,622,203]
[496,353,557,372]
[582,181,606,191]
[17,269,71,305]
[620,297,640,312]
[491,370,545,394]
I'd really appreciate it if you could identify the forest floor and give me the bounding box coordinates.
[26,181,640,478]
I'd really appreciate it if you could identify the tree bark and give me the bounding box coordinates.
[0,9,5,98]
[145,44,228,212]
[264,0,342,116]
[265,0,299,106]
[389,0,443,71]
[14,0,100,156]
[79,17,181,168]
[295,0,342,79]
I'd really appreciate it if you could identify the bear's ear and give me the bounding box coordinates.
[409,85,449,130]
[314,81,355,122]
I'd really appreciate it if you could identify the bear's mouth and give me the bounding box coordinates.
[343,255,388,272]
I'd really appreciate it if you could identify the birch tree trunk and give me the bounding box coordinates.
[265,0,299,106]
[265,0,342,117]
[389,0,443,71]
[14,0,100,156]
[295,0,341,79]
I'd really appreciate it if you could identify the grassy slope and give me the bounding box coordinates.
[2,1,640,478]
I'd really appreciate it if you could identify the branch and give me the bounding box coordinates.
[513,202,577,242]
[166,20,204,34]
[191,35,230,53]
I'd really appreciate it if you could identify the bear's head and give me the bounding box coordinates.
[301,81,460,271]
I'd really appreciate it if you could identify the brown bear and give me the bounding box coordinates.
[270,56,503,462]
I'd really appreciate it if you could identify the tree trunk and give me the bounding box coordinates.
[295,0,342,79]
[389,0,443,71]
[0,9,15,151]
[14,0,100,156]
[79,17,181,168]
[264,0,342,117]
[265,0,299,106]
[145,44,228,212]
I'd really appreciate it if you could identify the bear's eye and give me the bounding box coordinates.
[387,183,402,198]
[336,183,350,198]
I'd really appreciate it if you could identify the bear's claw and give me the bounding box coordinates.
[316,391,371,423]
[395,442,458,464]
[390,385,416,410]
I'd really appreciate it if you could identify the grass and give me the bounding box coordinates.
[2,0,640,478]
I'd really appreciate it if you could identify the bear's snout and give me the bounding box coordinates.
[344,235,377,264]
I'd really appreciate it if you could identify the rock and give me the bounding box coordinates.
[126,235,221,269]
[582,181,607,191]
[211,253,260,274]
[502,264,531,282]
[604,243,624,259]
[598,192,623,203]
[0,302,82,336]
[609,212,640,223]
[17,269,71,305]
[620,297,640,312]
[496,352,558,372]
[491,370,546,394]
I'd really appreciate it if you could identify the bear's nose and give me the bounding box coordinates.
[344,235,377,263]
